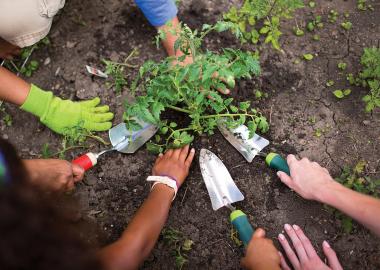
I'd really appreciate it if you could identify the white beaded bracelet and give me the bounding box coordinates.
[147,176,178,200]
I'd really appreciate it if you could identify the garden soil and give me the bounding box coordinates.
[2,0,380,269]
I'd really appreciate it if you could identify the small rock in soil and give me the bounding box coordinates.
[66,41,77,48]
[86,175,98,185]
[75,75,102,99]
[110,51,119,62]
[55,67,61,76]
[44,57,51,66]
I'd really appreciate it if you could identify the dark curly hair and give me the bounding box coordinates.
[0,139,103,270]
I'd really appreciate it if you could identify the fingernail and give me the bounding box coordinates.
[323,240,330,248]
[225,89,230,94]
[278,251,283,257]
[293,224,300,230]
[284,224,291,230]
[278,233,285,240]
[191,148,195,152]
[277,171,282,177]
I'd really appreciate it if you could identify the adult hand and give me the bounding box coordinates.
[276,155,338,202]
[152,145,195,187]
[21,84,114,134]
[241,228,281,270]
[23,159,85,192]
[0,38,21,60]
[278,224,343,270]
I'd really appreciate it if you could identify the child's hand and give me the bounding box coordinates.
[278,224,342,270]
[152,145,195,187]
[23,159,84,192]
[241,228,281,270]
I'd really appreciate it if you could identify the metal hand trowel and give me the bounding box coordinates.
[199,149,254,246]
[217,120,290,175]
[72,120,158,171]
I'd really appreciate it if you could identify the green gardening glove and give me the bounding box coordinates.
[20,84,114,135]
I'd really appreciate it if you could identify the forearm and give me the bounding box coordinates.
[319,181,380,236]
[0,66,31,105]
[157,17,193,65]
[100,184,174,270]
[157,16,181,57]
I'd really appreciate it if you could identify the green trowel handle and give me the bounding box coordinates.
[230,210,254,246]
[265,152,290,176]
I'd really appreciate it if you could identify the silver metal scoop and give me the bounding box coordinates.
[217,120,269,163]
[199,149,244,211]
[109,120,158,154]
[72,120,158,171]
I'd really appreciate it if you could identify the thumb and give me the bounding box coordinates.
[252,228,266,239]
[277,171,293,188]
[72,163,85,182]
[322,241,343,270]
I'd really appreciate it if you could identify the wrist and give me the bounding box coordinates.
[20,84,52,118]
[151,183,175,200]
[315,178,344,204]
[22,159,40,184]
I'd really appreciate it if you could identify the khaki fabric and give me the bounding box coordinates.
[0,0,65,48]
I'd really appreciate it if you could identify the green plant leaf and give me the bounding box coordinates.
[333,90,344,99]
[303,54,314,61]
[343,89,351,96]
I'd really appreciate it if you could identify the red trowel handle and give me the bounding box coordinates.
[72,153,98,171]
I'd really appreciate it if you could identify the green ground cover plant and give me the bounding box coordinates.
[359,47,380,112]
[345,48,380,112]
[162,228,194,270]
[332,161,380,233]
[124,22,269,152]
[102,49,138,93]
[223,0,304,50]
[3,37,50,77]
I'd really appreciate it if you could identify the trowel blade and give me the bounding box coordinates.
[108,121,158,154]
[217,121,269,163]
[199,149,244,211]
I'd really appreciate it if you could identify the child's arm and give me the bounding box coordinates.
[0,66,113,134]
[277,154,380,237]
[0,66,30,105]
[99,146,195,270]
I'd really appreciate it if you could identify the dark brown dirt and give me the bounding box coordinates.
[1,0,380,269]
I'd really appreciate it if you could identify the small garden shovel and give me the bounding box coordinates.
[217,121,290,175]
[73,121,158,171]
[199,148,254,246]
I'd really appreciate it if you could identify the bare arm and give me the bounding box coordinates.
[157,17,193,65]
[0,66,30,105]
[319,181,380,236]
[277,155,380,237]
[100,184,174,270]
[99,146,195,270]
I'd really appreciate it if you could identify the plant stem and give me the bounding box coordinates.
[53,145,87,157]
[85,134,109,145]
[199,113,252,119]
[167,105,192,114]
[166,127,193,143]
[267,0,278,17]
[125,48,138,63]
